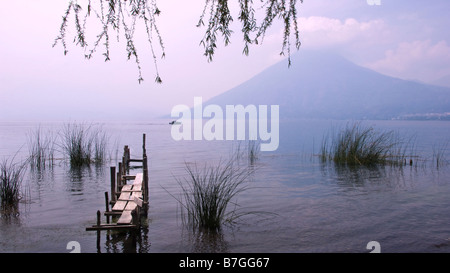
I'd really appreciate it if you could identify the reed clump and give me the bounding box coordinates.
[60,123,110,167]
[173,158,254,232]
[27,122,114,168]
[321,123,410,166]
[91,126,109,164]
[0,158,27,207]
[27,127,57,169]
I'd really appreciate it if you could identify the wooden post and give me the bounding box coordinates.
[123,145,130,171]
[142,133,148,213]
[143,154,149,204]
[122,155,126,174]
[96,210,101,226]
[110,166,116,202]
[117,162,123,190]
[104,192,110,224]
[126,146,130,168]
[142,134,146,156]
[96,210,101,253]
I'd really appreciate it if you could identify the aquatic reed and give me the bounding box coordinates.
[247,140,260,165]
[60,123,109,167]
[321,123,410,166]
[432,141,448,168]
[230,140,261,165]
[91,126,109,164]
[27,127,57,169]
[0,158,27,207]
[60,122,92,166]
[172,158,254,232]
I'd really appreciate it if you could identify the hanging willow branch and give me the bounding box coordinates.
[53,0,302,84]
[53,0,165,84]
[198,0,302,66]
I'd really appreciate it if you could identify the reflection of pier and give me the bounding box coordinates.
[86,134,149,250]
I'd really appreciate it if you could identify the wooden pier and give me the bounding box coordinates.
[86,134,149,232]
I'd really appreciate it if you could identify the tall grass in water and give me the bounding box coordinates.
[432,141,449,169]
[60,123,109,167]
[91,126,109,164]
[60,123,92,166]
[230,140,261,165]
[172,158,255,232]
[27,127,57,169]
[321,123,410,166]
[247,140,260,165]
[0,158,27,208]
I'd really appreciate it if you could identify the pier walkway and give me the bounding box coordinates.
[86,134,149,232]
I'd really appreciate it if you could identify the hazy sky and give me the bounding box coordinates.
[1,0,450,121]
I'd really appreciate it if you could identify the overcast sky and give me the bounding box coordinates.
[1,0,450,121]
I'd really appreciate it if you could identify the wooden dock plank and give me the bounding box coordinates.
[132,183,142,191]
[86,224,137,231]
[125,202,137,211]
[131,191,143,199]
[121,184,133,191]
[120,189,142,193]
[118,191,132,201]
[133,196,143,207]
[133,173,143,184]
[129,159,143,163]
[112,200,128,211]
[117,196,142,202]
[117,210,133,225]
[122,175,136,180]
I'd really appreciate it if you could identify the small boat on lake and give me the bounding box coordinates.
[169,120,181,125]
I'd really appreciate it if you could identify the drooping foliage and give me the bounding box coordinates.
[54,0,302,83]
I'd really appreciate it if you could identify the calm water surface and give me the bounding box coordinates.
[0,119,449,253]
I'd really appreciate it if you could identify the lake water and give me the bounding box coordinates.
[1,119,450,253]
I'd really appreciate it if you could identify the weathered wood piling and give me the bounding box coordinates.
[86,134,149,233]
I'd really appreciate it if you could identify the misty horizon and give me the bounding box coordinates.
[1,1,450,121]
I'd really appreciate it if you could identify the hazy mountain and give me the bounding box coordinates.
[432,74,450,88]
[203,50,450,120]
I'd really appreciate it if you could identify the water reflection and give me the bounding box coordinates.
[67,167,86,194]
[66,164,105,194]
[29,164,56,182]
[324,162,419,191]
[181,229,229,253]
[101,226,151,253]
[0,203,21,225]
